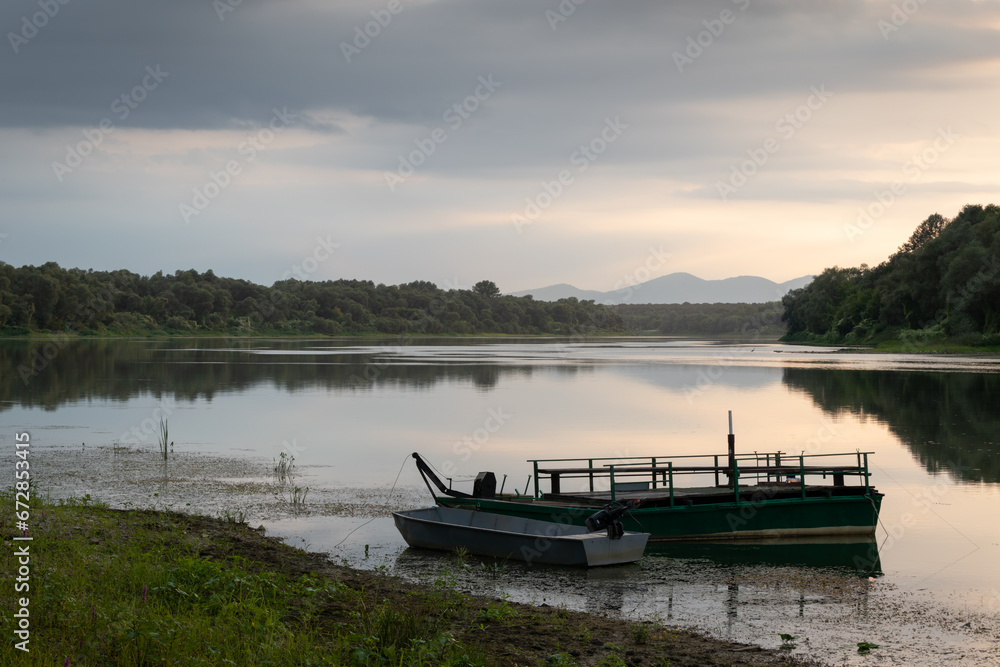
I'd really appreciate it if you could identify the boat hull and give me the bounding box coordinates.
[436,492,883,543]
[393,507,649,567]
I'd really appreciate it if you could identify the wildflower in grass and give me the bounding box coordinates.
[142,585,147,602]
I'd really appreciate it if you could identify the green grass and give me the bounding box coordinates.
[0,491,483,666]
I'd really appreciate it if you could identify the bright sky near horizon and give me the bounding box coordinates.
[1,0,998,293]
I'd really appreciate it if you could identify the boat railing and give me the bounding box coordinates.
[528,451,874,504]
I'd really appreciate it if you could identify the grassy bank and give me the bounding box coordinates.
[0,493,817,667]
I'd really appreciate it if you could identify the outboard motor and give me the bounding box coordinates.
[473,471,496,498]
[585,499,641,539]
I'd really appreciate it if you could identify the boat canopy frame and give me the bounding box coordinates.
[528,451,876,505]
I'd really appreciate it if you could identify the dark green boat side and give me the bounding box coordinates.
[436,491,882,542]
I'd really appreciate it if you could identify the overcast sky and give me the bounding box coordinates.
[1,0,998,293]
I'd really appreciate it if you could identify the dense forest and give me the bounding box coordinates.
[781,204,1000,345]
[612,302,784,337]
[0,263,626,336]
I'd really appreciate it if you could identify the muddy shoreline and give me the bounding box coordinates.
[26,442,1000,665]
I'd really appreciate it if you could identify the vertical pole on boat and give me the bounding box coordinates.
[668,462,674,507]
[727,410,736,489]
[800,455,806,499]
[863,453,870,497]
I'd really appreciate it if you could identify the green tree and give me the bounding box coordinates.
[473,280,501,299]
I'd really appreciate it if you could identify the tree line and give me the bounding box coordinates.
[781,204,1000,345]
[613,302,785,337]
[0,264,626,337]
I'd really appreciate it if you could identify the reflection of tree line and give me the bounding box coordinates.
[783,368,1000,483]
[0,339,597,411]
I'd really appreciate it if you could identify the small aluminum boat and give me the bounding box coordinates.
[392,506,649,567]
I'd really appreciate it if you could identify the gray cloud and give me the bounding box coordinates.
[2,0,999,289]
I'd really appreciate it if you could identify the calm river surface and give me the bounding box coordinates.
[3,337,999,665]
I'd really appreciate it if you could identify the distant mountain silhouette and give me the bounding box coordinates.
[512,273,813,305]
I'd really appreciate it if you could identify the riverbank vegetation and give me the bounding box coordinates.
[0,265,625,337]
[781,204,1000,348]
[612,302,784,337]
[0,491,815,666]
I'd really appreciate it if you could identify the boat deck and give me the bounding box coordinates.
[540,483,877,508]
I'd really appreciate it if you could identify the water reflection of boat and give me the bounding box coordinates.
[391,542,879,622]
[413,417,884,544]
[646,536,882,573]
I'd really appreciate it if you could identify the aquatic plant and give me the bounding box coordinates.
[273,452,295,484]
[287,484,309,511]
[478,558,507,579]
[857,641,879,654]
[453,545,469,567]
[218,507,248,525]
[157,417,173,461]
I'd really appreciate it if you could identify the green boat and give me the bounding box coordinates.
[412,424,883,543]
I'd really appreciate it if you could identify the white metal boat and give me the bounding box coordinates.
[392,506,649,567]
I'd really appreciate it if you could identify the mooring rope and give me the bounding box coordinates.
[329,452,410,550]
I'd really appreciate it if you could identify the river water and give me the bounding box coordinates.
[3,337,999,665]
